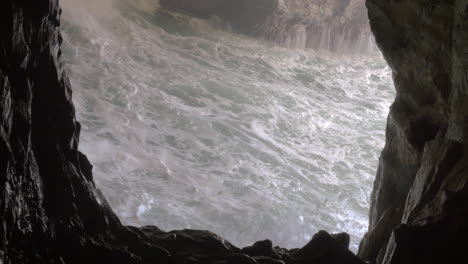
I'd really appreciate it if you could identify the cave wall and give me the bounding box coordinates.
[159,0,375,53]
[0,0,124,262]
[359,0,468,263]
[0,1,179,263]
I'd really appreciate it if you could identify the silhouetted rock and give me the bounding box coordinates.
[331,232,351,249]
[242,239,274,257]
[272,246,290,260]
[226,253,258,264]
[359,0,468,263]
[253,256,286,264]
[290,231,364,264]
[140,226,241,263]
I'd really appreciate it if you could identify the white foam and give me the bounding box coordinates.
[61,4,394,253]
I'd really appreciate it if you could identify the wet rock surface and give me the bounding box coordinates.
[137,228,362,264]
[359,0,468,263]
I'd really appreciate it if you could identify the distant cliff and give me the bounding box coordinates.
[160,0,374,53]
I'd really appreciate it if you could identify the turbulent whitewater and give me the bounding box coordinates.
[61,0,394,252]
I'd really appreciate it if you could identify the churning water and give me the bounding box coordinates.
[61,0,394,252]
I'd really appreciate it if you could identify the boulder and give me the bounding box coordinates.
[290,231,364,264]
[331,232,350,249]
[242,239,274,257]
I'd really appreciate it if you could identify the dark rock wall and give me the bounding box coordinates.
[359,0,468,263]
[0,0,125,262]
[160,0,375,53]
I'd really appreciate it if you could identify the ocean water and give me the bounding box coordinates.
[61,0,394,252]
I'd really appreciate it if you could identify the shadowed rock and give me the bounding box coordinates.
[331,232,351,249]
[290,231,364,264]
[359,0,468,263]
[242,239,274,257]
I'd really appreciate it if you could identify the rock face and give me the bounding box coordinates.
[160,0,375,53]
[0,0,363,263]
[358,0,468,263]
[0,1,171,263]
[1,0,120,261]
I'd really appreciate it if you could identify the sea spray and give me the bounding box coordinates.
[61,1,394,252]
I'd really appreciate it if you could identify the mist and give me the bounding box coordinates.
[60,0,393,252]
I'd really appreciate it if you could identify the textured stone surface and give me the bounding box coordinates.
[0,0,123,262]
[160,0,374,52]
[290,231,363,264]
[359,0,468,263]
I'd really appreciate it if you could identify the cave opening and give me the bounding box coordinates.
[60,0,395,253]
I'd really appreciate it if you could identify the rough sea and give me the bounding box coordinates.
[61,0,394,252]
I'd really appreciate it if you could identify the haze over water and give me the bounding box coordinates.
[61,0,394,252]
